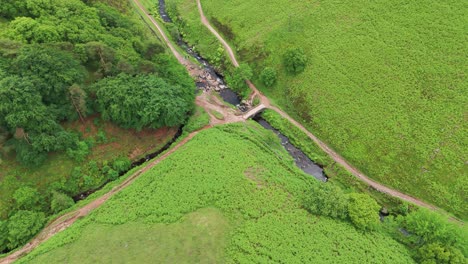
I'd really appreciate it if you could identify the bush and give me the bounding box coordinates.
[403,209,464,247]
[66,141,90,163]
[6,210,45,249]
[260,67,277,87]
[226,63,253,93]
[348,193,380,230]
[112,157,131,174]
[417,243,465,264]
[107,168,119,181]
[13,186,40,211]
[283,47,307,74]
[50,191,75,214]
[305,183,348,219]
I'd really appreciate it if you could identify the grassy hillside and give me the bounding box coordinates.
[17,123,414,263]
[169,0,468,218]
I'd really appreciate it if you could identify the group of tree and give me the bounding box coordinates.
[259,47,306,88]
[0,185,74,252]
[0,0,195,167]
[0,0,195,252]
[304,183,381,231]
[305,183,467,263]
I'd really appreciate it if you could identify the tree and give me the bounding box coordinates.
[305,183,348,219]
[68,84,88,123]
[95,74,194,130]
[50,191,75,214]
[348,193,380,230]
[7,210,44,249]
[283,47,307,74]
[13,45,85,106]
[260,67,277,87]
[403,209,463,247]
[13,186,40,211]
[417,243,465,264]
[226,63,253,93]
[112,156,131,173]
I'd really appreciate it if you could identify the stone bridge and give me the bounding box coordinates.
[243,104,267,120]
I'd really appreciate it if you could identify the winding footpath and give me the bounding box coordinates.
[0,1,460,263]
[195,0,444,211]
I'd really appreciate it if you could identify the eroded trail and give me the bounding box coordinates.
[195,0,443,212]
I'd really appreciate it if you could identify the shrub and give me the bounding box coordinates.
[283,47,307,74]
[66,141,90,163]
[260,67,277,87]
[13,186,40,211]
[305,183,348,219]
[112,157,131,173]
[348,193,380,230]
[226,63,253,93]
[403,209,463,247]
[50,191,75,214]
[6,210,45,249]
[107,168,119,180]
[417,243,465,264]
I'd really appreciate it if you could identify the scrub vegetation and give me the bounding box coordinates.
[0,0,194,252]
[167,0,468,219]
[17,123,418,263]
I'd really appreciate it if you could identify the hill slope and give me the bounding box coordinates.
[170,0,468,218]
[17,123,413,263]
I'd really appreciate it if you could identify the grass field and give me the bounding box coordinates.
[167,0,468,218]
[17,123,414,263]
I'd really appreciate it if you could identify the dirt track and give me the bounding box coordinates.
[195,0,446,211]
[0,1,459,263]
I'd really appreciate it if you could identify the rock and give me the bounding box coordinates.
[215,86,220,91]
[380,207,389,216]
[219,85,226,89]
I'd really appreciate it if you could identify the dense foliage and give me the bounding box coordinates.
[170,0,468,218]
[283,47,307,74]
[0,0,195,252]
[17,123,414,263]
[95,74,194,130]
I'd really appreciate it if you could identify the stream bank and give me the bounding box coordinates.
[157,0,328,182]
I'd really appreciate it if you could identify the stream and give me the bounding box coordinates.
[73,127,183,201]
[157,0,327,182]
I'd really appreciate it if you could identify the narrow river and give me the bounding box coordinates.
[157,0,327,182]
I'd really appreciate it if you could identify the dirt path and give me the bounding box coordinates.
[0,2,242,262]
[0,130,205,264]
[1,2,460,263]
[195,0,448,213]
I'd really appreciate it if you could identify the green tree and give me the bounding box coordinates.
[13,45,85,107]
[284,47,307,74]
[305,183,348,219]
[260,67,277,87]
[348,193,380,230]
[417,243,465,264]
[95,74,194,130]
[13,186,40,211]
[226,63,253,93]
[7,210,45,249]
[50,191,75,214]
[112,156,131,174]
[0,220,7,252]
[403,209,463,247]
